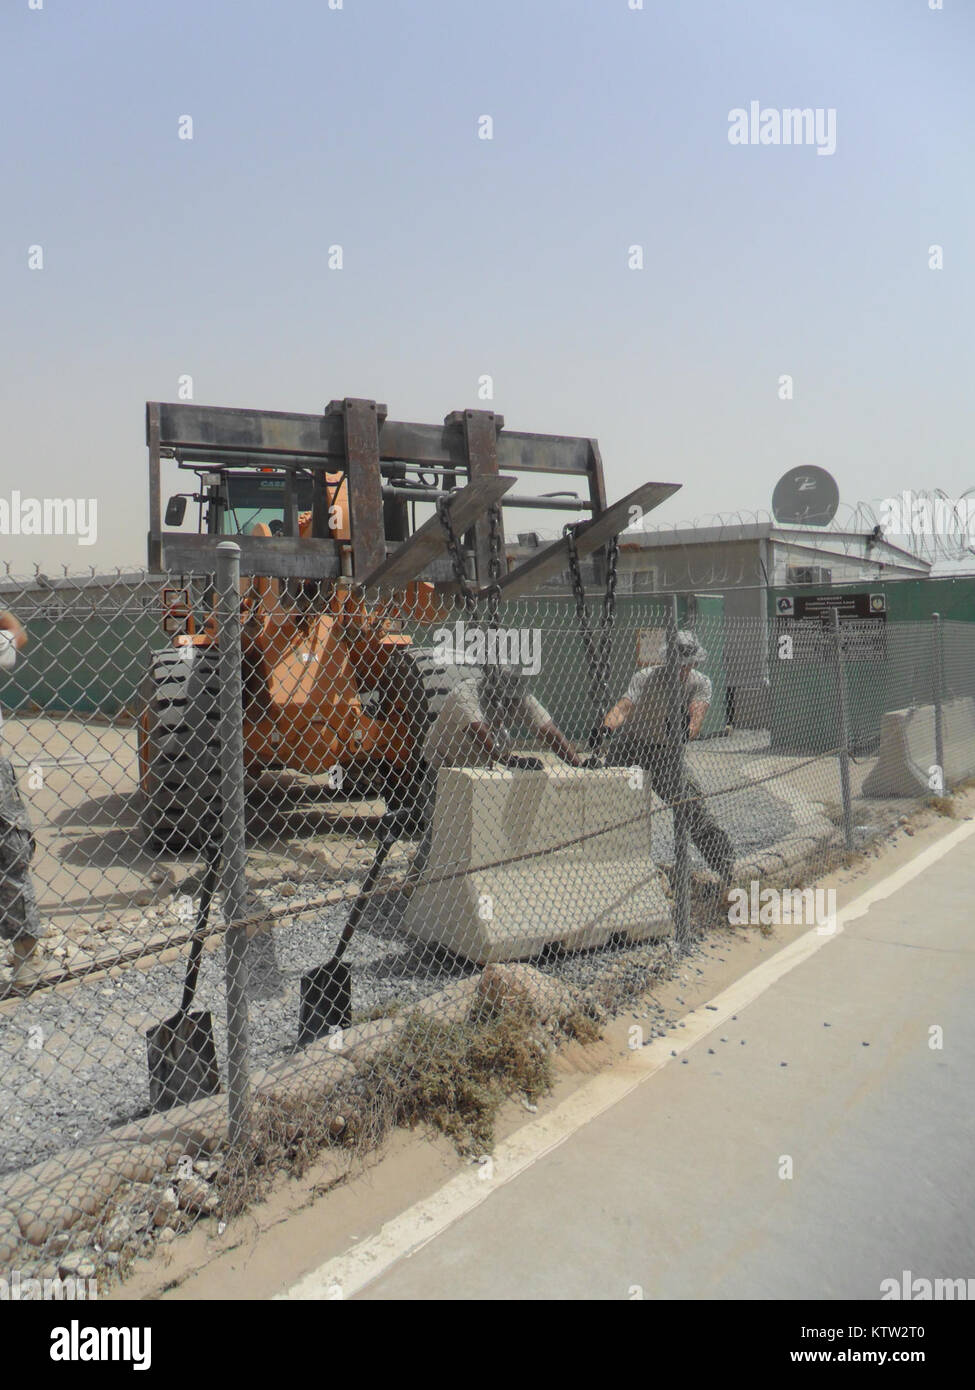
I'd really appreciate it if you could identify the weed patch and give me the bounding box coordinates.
[356,1002,555,1156]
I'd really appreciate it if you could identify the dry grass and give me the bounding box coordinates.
[562,1008,603,1044]
[356,1001,555,1156]
[207,991,587,1220]
[213,1092,346,1219]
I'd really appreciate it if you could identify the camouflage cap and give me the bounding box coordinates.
[675,630,707,665]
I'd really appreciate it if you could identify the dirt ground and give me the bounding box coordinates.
[1,714,912,955]
[0,714,398,983]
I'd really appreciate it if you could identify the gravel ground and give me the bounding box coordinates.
[651,780,794,865]
[0,757,805,1179]
[0,890,475,1177]
[0,879,681,1176]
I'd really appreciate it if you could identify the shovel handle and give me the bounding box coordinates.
[330,832,395,969]
[179,841,222,1018]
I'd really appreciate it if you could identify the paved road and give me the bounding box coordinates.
[354,830,975,1300]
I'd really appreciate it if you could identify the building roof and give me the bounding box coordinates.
[0,571,153,596]
[621,521,930,571]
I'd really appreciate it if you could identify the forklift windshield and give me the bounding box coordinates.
[221,474,315,535]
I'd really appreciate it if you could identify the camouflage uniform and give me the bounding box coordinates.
[412,670,553,874]
[611,734,734,884]
[0,756,43,942]
[607,645,734,886]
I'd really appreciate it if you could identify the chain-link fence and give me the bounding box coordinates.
[2,562,974,1291]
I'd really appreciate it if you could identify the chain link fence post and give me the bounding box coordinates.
[932,612,946,794]
[666,594,691,950]
[830,606,854,852]
[216,542,251,1148]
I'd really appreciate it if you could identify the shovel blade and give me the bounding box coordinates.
[146,1009,221,1112]
[298,960,351,1047]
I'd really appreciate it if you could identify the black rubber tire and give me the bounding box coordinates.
[139,648,222,850]
[382,645,481,726]
[376,645,482,833]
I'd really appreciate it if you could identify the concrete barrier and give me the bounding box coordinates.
[862,697,975,798]
[400,767,672,964]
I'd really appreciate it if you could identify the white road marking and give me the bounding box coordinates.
[279,817,975,1301]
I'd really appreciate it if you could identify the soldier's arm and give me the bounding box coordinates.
[450,680,503,760]
[538,720,582,766]
[603,696,633,731]
[468,720,504,759]
[687,699,709,740]
[0,610,27,650]
[517,695,581,766]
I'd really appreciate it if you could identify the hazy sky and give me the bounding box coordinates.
[2,0,972,571]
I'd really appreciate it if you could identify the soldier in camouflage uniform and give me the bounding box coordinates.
[1,609,46,990]
[596,631,734,889]
[412,664,581,875]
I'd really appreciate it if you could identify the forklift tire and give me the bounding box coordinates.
[138,647,223,851]
[378,645,483,836]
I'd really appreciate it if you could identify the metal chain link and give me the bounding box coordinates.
[564,522,619,722]
[481,502,505,705]
[486,502,503,625]
[564,522,597,675]
[596,531,619,715]
[436,492,477,618]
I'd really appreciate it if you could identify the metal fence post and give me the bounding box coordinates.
[830,607,854,853]
[216,542,250,1148]
[932,613,946,795]
[666,595,691,950]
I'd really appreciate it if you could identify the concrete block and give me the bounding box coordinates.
[862,697,975,798]
[401,767,672,964]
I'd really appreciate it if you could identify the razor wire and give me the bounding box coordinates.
[508,495,975,595]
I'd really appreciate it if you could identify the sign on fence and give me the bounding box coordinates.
[776,591,888,662]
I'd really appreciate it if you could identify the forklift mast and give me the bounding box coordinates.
[147,396,680,597]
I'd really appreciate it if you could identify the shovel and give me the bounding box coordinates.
[146,843,222,1112]
[297,813,406,1048]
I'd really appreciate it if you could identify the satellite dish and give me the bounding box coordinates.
[772,466,839,526]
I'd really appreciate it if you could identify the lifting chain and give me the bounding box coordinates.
[486,502,503,628]
[564,523,620,722]
[436,492,478,619]
[482,502,505,705]
[436,494,508,710]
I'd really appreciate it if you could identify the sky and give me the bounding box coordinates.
[1,0,972,572]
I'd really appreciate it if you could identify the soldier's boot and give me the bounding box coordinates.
[9,934,45,991]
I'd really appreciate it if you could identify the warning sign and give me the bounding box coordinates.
[794,592,885,621]
[776,592,887,662]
